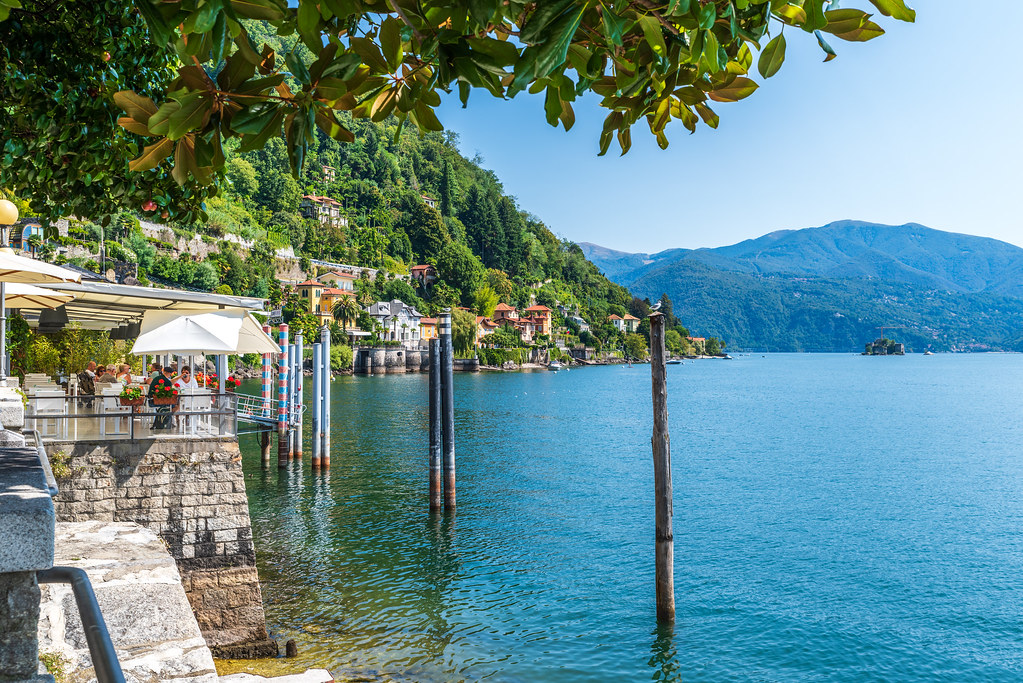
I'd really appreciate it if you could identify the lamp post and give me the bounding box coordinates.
[0,198,18,383]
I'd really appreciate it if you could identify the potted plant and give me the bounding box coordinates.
[225,375,241,392]
[119,385,145,407]
[150,383,179,405]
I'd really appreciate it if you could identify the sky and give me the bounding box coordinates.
[436,3,1023,254]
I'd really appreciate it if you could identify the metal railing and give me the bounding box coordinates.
[233,390,304,426]
[23,392,239,442]
[37,566,126,683]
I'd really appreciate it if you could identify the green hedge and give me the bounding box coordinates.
[478,347,530,366]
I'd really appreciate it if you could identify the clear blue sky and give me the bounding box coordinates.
[437,3,1023,254]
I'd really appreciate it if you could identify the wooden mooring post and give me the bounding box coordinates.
[439,311,456,510]
[428,337,442,510]
[649,312,675,622]
[259,429,271,469]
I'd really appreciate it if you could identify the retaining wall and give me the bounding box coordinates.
[44,437,276,658]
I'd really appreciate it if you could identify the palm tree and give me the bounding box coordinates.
[332,295,360,332]
[26,233,42,257]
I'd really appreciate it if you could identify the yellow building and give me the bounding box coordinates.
[296,279,355,325]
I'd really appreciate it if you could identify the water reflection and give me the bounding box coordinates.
[648,622,680,682]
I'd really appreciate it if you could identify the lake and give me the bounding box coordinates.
[238,354,1023,681]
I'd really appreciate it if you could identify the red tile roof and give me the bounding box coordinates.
[321,288,353,296]
[410,264,434,273]
[623,314,640,320]
[608,314,623,321]
[525,305,551,312]
[421,318,437,325]
[494,303,516,311]
[296,280,321,287]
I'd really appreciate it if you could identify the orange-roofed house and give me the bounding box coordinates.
[476,317,500,345]
[524,305,552,336]
[420,317,438,342]
[410,264,438,287]
[318,287,355,325]
[622,314,640,333]
[608,314,624,333]
[299,194,347,226]
[493,302,518,323]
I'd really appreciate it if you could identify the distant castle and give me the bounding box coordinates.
[863,338,905,356]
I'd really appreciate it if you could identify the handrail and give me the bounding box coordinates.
[37,566,126,683]
[23,429,58,496]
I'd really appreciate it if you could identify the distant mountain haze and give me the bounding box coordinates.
[581,221,1023,352]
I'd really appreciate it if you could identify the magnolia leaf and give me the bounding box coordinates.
[823,8,870,35]
[172,137,196,186]
[833,20,885,42]
[773,4,807,24]
[128,138,174,173]
[236,109,286,152]
[558,100,575,131]
[638,15,667,57]
[117,117,152,136]
[228,0,287,21]
[868,0,915,22]
[314,110,356,141]
[814,30,838,61]
[413,101,445,131]
[707,76,758,102]
[166,93,210,140]
[370,88,397,121]
[113,91,158,122]
[757,33,786,78]
[380,16,403,72]
[695,102,719,128]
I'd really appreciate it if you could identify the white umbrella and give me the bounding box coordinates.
[130,308,280,356]
[3,282,75,309]
[0,250,81,381]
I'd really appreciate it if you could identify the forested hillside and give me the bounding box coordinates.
[584,222,1023,352]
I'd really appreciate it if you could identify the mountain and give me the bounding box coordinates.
[582,222,1023,352]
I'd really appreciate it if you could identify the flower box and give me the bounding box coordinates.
[119,397,145,407]
[152,396,178,406]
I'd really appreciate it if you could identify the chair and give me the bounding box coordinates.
[99,387,130,437]
[30,389,67,440]
[179,389,212,435]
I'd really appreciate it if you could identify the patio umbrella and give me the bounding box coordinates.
[3,282,75,309]
[0,250,81,381]
[130,308,280,356]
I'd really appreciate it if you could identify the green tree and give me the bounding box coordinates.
[226,158,259,198]
[435,241,485,303]
[705,337,724,355]
[440,159,456,217]
[625,333,649,360]
[473,285,499,318]
[451,308,478,357]
[2,2,911,228]
[332,296,360,331]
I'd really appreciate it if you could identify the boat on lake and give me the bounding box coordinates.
[548,361,564,371]
[667,359,683,365]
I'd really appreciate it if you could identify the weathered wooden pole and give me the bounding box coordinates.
[311,342,322,469]
[320,325,331,468]
[439,311,456,510]
[649,312,675,622]
[278,325,290,468]
[259,429,271,469]
[428,337,442,510]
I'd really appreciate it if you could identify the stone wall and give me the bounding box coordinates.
[44,437,277,658]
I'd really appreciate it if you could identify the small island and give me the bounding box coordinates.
[863,338,905,355]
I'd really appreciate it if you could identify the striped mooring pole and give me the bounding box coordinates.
[439,310,455,510]
[261,325,273,419]
[277,324,289,468]
[294,332,304,461]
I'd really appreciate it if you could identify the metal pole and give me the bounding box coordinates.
[287,342,296,460]
[278,324,289,468]
[311,342,322,469]
[295,332,304,460]
[649,312,675,622]
[261,324,272,419]
[429,337,442,510]
[0,281,7,383]
[439,311,455,510]
[216,354,228,435]
[320,325,331,468]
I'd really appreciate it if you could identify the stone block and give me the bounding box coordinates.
[0,448,55,573]
[0,571,41,678]
[0,388,25,429]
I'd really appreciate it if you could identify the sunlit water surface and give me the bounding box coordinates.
[239,354,1023,681]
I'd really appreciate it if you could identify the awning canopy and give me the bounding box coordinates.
[22,280,266,329]
[2,283,74,309]
[0,251,81,284]
[131,308,280,356]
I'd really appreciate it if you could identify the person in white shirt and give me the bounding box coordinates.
[174,366,199,393]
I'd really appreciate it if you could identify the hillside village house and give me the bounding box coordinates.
[410,264,438,287]
[420,317,437,343]
[523,305,553,335]
[366,299,424,347]
[568,314,590,332]
[421,194,437,209]
[297,271,356,325]
[608,314,640,333]
[476,316,500,344]
[491,303,552,344]
[299,194,347,226]
[322,165,337,183]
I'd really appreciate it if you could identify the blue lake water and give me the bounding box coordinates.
[238,354,1023,681]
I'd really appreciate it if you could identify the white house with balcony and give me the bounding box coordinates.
[365,299,424,347]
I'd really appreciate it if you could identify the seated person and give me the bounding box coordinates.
[174,366,199,393]
[97,365,118,384]
[148,365,177,429]
[116,364,132,386]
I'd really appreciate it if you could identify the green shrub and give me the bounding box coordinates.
[331,344,353,371]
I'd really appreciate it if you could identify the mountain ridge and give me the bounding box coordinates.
[581,221,1023,352]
